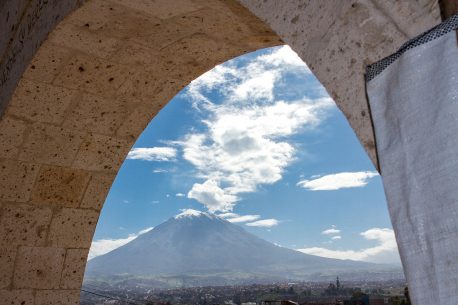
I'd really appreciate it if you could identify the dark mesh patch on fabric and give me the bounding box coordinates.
[366,14,458,82]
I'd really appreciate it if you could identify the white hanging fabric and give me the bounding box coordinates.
[366,15,458,305]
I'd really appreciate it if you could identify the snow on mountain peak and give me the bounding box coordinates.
[174,209,218,220]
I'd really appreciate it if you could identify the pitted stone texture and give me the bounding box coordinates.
[19,124,86,167]
[0,249,16,289]
[35,289,80,305]
[0,0,82,116]
[31,166,90,208]
[0,289,34,305]
[54,54,135,99]
[0,116,27,159]
[110,0,203,19]
[0,203,52,247]
[0,159,39,202]
[239,0,440,165]
[63,93,133,136]
[60,249,88,289]
[48,23,121,59]
[8,79,77,125]
[14,246,65,289]
[80,172,116,211]
[73,134,132,171]
[48,208,98,248]
[21,43,75,84]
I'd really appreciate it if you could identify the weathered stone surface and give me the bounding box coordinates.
[8,79,77,125]
[0,116,27,159]
[35,289,80,305]
[49,23,120,59]
[63,93,132,135]
[116,104,159,140]
[0,159,39,202]
[19,123,86,166]
[31,166,90,208]
[0,203,52,247]
[80,172,116,211]
[53,54,134,99]
[73,134,132,171]
[14,246,65,289]
[48,208,98,248]
[22,43,75,84]
[0,249,16,289]
[110,0,203,19]
[60,249,88,289]
[0,289,34,305]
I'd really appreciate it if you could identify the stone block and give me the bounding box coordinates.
[48,208,98,248]
[22,43,74,84]
[110,40,160,66]
[131,19,197,51]
[0,249,16,289]
[13,246,65,289]
[0,289,34,305]
[116,104,158,140]
[0,116,27,159]
[53,54,134,99]
[35,289,80,305]
[8,79,77,125]
[31,166,90,208]
[63,93,132,135]
[60,249,88,289]
[0,203,52,247]
[80,172,116,211]
[48,22,120,59]
[73,134,131,171]
[19,123,86,166]
[110,0,203,19]
[0,159,39,202]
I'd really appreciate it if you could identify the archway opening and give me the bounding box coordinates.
[82,46,404,305]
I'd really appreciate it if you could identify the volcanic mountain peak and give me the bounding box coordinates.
[173,208,218,220]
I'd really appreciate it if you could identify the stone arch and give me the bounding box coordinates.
[0,0,440,304]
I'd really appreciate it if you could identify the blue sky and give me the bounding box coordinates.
[89,46,400,265]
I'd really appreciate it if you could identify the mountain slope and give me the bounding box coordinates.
[85,211,400,285]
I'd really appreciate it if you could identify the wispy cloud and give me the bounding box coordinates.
[322,226,341,235]
[175,193,185,197]
[297,171,379,191]
[180,46,333,212]
[246,218,279,228]
[88,227,154,260]
[217,212,238,218]
[127,147,177,162]
[331,235,342,240]
[226,214,261,223]
[153,169,168,173]
[297,228,400,264]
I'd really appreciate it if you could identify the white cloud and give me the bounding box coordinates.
[127,147,177,162]
[175,193,185,197]
[226,214,261,223]
[322,227,341,235]
[217,212,239,218]
[179,46,334,212]
[331,235,342,240]
[297,171,379,191]
[88,227,154,260]
[246,218,279,228]
[153,169,168,173]
[297,228,400,264]
[187,180,238,212]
